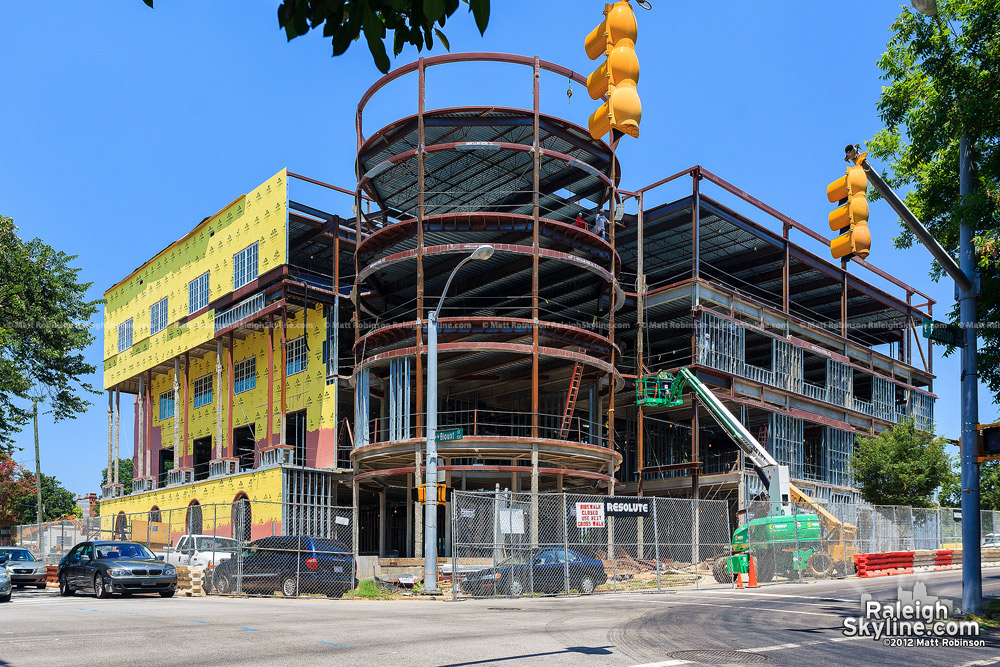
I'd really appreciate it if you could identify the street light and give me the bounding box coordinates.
[424,244,494,592]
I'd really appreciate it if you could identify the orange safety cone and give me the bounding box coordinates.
[747,554,758,588]
[734,568,743,589]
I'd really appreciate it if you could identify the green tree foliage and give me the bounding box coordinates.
[939,458,1000,509]
[0,216,99,452]
[868,1,1000,402]
[850,418,955,507]
[276,0,490,72]
[13,473,77,524]
[142,0,490,74]
[100,458,134,498]
[0,456,34,526]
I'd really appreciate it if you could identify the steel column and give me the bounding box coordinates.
[531,56,540,547]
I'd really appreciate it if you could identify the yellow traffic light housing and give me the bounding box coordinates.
[584,1,642,141]
[826,162,870,260]
[977,423,1000,462]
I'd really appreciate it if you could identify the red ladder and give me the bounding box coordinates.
[558,360,585,439]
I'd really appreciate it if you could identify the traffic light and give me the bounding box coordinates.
[826,163,871,260]
[978,423,1000,462]
[584,1,641,141]
[412,484,451,503]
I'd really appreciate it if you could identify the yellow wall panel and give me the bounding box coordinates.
[103,169,289,390]
[99,467,285,526]
[150,304,334,457]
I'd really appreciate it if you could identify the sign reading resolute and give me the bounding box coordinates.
[604,499,651,517]
[576,502,605,528]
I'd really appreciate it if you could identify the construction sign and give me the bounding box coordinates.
[575,502,605,528]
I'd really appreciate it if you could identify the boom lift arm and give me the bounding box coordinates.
[637,367,791,513]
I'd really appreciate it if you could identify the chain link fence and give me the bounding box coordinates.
[13,499,357,599]
[14,517,102,565]
[452,492,1000,597]
[10,497,1000,600]
[451,492,732,598]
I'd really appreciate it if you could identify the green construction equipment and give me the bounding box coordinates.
[636,366,857,582]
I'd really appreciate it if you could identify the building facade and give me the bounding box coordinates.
[100,53,937,556]
[99,169,357,544]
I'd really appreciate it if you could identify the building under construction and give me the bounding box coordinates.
[99,53,936,558]
[349,54,936,557]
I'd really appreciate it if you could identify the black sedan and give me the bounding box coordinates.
[460,548,607,597]
[57,541,177,599]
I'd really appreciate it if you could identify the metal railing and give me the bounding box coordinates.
[367,410,608,448]
[214,292,265,334]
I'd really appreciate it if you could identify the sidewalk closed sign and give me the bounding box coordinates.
[576,502,605,528]
[604,499,651,517]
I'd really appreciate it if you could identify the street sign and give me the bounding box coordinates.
[435,428,463,443]
[953,509,962,523]
[922,318,966,348]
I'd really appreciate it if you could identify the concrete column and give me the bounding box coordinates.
[406,473,414,558]
[182,352,189,469]
[378,490,386,557]
[215,340,223,459]
[145,371,152,478]
[113,389,120,486]
[106,391,112,488]
[228,332,235,458]
[530,446,539,548]
[136,377,144,480]
[173,359,180,467]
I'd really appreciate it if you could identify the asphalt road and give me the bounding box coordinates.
[2,570,999,666]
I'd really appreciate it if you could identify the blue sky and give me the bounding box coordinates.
[1,1,993,496]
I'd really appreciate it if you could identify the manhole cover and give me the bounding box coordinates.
[667,650,767,664]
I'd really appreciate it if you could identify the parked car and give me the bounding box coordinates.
[461,548,607,596]
[157,534,239,568]
[0,547,47,589]
[0,568,10,602]
[983,534,1000,548]
[211,536,355,597]
[57,541,177,599]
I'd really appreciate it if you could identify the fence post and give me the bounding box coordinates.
[652,497,661,592]
[562,493,570,594]
[452,496,458,600]
[493,485,501,599]
[692,500,698,589]
[609,514,616,593]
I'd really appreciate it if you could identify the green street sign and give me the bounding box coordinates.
[435,428,464,443]
[921,318,966,348]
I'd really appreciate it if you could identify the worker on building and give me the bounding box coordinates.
[574,213,587,229]
[593,210,608,239]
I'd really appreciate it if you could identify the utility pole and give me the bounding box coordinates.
[33,400,42,556]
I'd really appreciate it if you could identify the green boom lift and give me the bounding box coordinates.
[637,367,857,582]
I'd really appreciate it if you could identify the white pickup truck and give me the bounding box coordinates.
[157,535,239,568]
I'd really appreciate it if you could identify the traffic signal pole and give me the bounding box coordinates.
[958,135,981,614]
[847,144,980,613]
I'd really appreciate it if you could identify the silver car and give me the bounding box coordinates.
[0,548,47,589]
[0,569,10,602]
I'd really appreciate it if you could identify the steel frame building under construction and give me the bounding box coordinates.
[348,53,936,557]
[99,52,937,558]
